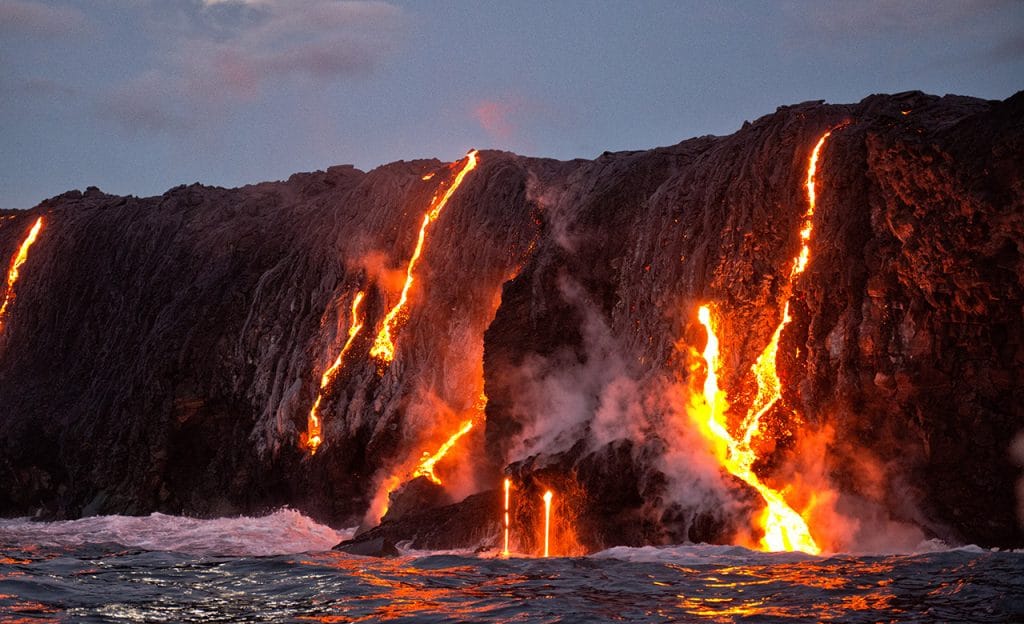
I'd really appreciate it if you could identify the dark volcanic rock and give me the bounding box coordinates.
[347,490,502,552]
[380,476,449,525]
[334,537,399,558]
[0,91,1021,550]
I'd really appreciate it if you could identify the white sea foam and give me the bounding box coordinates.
[590,543,816,565]
[0,509,353,557]
[590,540,1022,564]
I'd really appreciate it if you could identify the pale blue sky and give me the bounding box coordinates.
[1,0,1022,208]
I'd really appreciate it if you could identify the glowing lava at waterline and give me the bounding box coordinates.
[370,151,479,367]
[0,217,44,332]
[503,478,511,557]
[696,306,819,554]
[542,490,553,558]
[305,290,366,454]
[690,131,837,555]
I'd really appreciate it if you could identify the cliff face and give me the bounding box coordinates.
[1,91,1021,550]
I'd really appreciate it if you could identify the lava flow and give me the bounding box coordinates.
[412,419,474,484]
[696,305,819,554]
[374,421,472,519]
[305,290,366,455]
[689,131,837,554]
[369,151,479,367]
[739,131,833,442]
[503,478,511,557]
[0,217,44,332]
[375,392,488,522]
[542,490,553,558]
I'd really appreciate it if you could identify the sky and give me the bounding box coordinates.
[1,0,1022,208]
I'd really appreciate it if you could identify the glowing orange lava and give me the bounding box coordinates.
[373,392,488,524]
[688,131,837,554]
[696,306,819,554]
[542,490,553,557]
[503,478,511,557]
[0,217,43,332]
[792,131,831,278]
[370,151,479,367]
[306,290,366,455]
[739,131,832,446]
[412,419,473,485]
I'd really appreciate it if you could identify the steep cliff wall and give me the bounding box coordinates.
[1,91,1020,550]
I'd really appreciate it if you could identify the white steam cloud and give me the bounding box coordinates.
[501,274,733,529]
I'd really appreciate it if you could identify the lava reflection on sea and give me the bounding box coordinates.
[1,515,1022,622]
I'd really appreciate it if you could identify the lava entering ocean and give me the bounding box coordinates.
[542,490,553,558]
[503,478,511,557]
[689,130,839,554]
[0,217,43,333]
[695,305,819,554]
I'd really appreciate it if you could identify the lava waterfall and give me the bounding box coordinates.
[0,91,1021,553]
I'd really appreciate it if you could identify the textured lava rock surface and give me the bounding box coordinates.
[1,91,1021,549]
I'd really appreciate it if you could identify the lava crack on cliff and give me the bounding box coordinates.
[370,150,479,369]
[0,217,44,334]
[305,290,366,455]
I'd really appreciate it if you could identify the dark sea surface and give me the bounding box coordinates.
[1,511,1022,623]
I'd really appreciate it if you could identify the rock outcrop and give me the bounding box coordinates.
[1,91,1021,551]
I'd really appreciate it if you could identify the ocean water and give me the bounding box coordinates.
[1,510,1022,623]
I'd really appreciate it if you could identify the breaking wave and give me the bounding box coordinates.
[0,509,350,557]
[590,540,1017,565]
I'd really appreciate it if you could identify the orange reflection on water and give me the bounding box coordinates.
[677,594,774,621]
[0,594,60,624]
[296,553,513,623]
[672,559,899,622]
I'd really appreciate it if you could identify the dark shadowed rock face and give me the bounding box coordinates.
[1,92,1021,551]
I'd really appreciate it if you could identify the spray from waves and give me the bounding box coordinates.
[589,540,1016,565]
[0,509,352,557]
[591,544,816,566]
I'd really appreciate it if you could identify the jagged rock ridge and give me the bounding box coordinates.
[0,91,1021,550]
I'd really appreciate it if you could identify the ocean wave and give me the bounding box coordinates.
[589,540,1023,565]
[0,509,351,557]
[590,543,816,565]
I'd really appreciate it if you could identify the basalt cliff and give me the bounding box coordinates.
[1,91,1021,553]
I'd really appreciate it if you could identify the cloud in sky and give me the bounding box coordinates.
[0,0,88,37]
[100,0,404,132]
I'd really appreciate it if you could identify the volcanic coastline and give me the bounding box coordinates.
[1,90,1021,553]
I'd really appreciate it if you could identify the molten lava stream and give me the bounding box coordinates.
[696,306,819,554]
[0,217,44,332]
[369,151,479,368]
[688,131,839,555]
[739,131,833,446]
[305,290,366,455]
[542,490,553,558]
[412,419,474,485]
[503,478,511,557]
[374,420,472,520]
[376,393,488,521]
